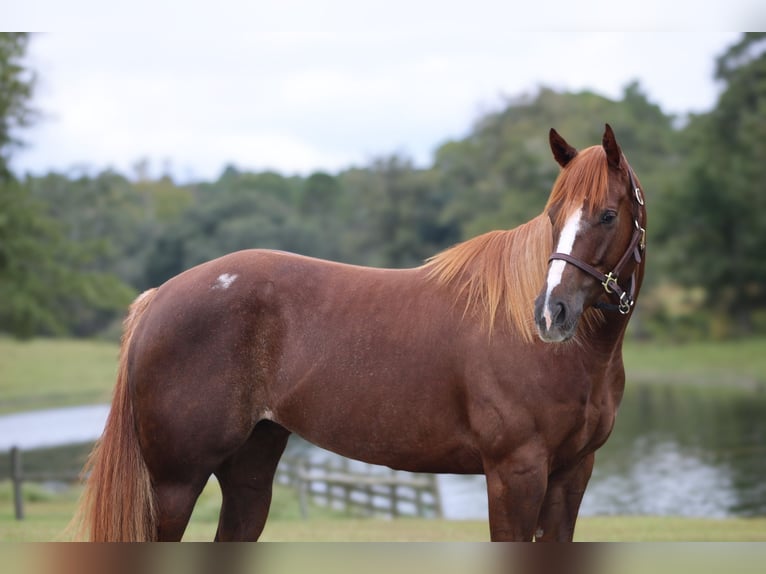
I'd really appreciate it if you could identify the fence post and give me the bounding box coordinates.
[297,459,309,519]
[390,470,400,517]
[415,479,424,516]
[341,458,351,514]
[430,474,443,518]
[11,446,24,521]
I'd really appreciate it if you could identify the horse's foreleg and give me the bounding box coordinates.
[214,421,291,541]
[484,447,549,541]
[534,452,595,542]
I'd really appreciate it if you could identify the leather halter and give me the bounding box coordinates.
[548,165,646,315]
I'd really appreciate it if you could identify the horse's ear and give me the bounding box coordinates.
[549,128,578,167]
[602,123,623,169]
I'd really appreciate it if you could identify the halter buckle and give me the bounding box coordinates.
[602,272,619,294]
[634,219,647,251]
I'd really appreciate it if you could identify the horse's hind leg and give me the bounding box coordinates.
[213,420,291,541]
[154,477,210,541]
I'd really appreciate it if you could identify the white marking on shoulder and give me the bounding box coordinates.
[543,205,583,329]
[213,273,239,290]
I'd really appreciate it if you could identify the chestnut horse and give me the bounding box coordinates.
[74,124,646,541]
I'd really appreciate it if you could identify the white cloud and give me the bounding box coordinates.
[3,2,747,180]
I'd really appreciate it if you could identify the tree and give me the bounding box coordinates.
[0,174,135,337]
[0,33,36,181]
[433,85,677,239]
[339,156,459,268]
[0,33,54,336]
[658,33,766,332]
[0,34,134,338]
[144,169,321,285]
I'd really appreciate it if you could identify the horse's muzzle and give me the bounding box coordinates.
[534,294,581,343]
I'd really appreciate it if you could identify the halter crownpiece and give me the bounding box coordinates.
[548,165,646,315]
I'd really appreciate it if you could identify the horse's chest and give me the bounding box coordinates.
[584,400,616,446]
[556,389,619,466]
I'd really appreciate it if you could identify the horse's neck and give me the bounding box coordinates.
[591,258,645,355]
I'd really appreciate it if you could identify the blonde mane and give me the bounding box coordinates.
[424,215,552,342]
[546,145,610,228]
[425,146,609,343]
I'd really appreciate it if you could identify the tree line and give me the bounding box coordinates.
[1,33,765,340]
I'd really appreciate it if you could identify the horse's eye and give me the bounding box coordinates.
[600,210,617,225]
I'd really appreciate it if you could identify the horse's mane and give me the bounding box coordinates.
[424,215,552,342]
[424,146,608,343]
[545,145,610,228]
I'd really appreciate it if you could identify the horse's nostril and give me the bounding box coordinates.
[553,302,567,326]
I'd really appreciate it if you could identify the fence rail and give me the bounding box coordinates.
[5,446,443,522]
[275,456,443,519]
[6,447,84,520]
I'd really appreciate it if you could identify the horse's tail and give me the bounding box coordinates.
[70,288,159,541]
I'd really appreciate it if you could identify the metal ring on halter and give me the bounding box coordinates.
[634,187,644,206]
[618,292,633,315]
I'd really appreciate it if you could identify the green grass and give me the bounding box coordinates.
[2,480,766,542]
[0,337,118,414]
[623,337,766,387]
[261,516,766,542]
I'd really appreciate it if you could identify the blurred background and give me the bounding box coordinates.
[1,4,765,542]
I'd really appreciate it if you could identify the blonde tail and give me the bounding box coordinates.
[69,288,158,541]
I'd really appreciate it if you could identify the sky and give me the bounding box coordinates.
[3,1,760,182]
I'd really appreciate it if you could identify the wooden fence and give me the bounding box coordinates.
[275,456,443,519]
[6,446,82,520]
[6,446,442,522]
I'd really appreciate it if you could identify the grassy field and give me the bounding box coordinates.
[0,338,117,414]
[622,337,766,387]
[2,480,766,542]
[2,336,766,542]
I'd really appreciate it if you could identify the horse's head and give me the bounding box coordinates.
[534,124,646,343]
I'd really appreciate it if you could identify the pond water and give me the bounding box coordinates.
[584,382,766,518]
[0,404,109,451]
[2,383,765,518]
[284,382,766,519]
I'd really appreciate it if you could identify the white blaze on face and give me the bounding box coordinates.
[543,205,584,330]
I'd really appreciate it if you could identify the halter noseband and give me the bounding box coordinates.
[548,166,646,315]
